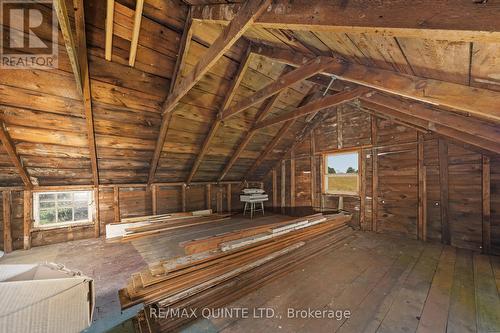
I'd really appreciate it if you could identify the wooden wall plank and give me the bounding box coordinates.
[482,156,491,254]
[439,139,450,245]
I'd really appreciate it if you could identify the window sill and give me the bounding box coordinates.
[31,221,95,232]
[323,192,360,198]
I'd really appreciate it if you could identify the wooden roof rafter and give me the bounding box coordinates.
[186,46,253,184]
[147,0,272,184]
[55,0,99,186]
[245,87,322,177]
[191,1,500,43]
[0,122,33,189]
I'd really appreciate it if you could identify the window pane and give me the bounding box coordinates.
[326,152,359,194]
[58,208,73,222]
[328,174,358,193]
[39,193,55,201]
[40,201,55,209]
[40,209,56,224]
[74,207,89,221]
[57,193,72,200]
[74,192,89,201]
[58,200,73,208]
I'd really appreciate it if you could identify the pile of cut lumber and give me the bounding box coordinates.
[120,213,354,332]
[105,209,231,241]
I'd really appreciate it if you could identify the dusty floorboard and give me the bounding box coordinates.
[1,215,499,333]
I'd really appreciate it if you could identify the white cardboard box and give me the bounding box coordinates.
[0,263,94,333]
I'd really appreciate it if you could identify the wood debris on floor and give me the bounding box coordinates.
[118,213,353,332]
[105,210,232,241]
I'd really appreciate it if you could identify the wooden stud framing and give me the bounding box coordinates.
[310,133,316,208]
[74,0,99,187]
[337,107,343,149]
[129,0,144,67]
[439,139,450,245]
[151,185,158,216]
[2,191,12,253]
[0,122,32,188]
[105,0,115,61]
[417,133,427,241]
[93,187,100,237]
[290,148,296,209]
[359,149,366,230]
[319,154,324,211]
[192,1,500,43]
[272,168,277,208]
[226,184,232,213]
[280,160,286,213]
[182,185,187,212]
[371,148,378,233]
[482,155,491,254]
[113,186,120,223]
[23,190,32,249]
[187,47,253,184]
[206,184,211,210]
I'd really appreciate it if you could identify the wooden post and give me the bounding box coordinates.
[181,184,187,212]
[417,133,427,241]
[359,149,366,230]
[272,168,277,209]
[113,186,120,223]
[151,184,158,215]
[226,184,232,213]
[372,148,378,232]
[319,154,324,211]
[216,187,222,213]
[23,190,32,249]
[2,191,12,253]
[482,155,491,254]
[310,133,316,208]
[371,115,378,232]
[337,107,343,149]
[281,160,286,213]
[290,150,296,209]
[438,139,450,245]
[206,184,211,210]
[93,187,100,237]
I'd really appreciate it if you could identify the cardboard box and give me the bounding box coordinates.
[0,263,94,333]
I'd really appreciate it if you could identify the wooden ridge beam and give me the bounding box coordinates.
[74,0,99,186]
[217,79,284,181]
[0,122,32,188]
[251,43,500,123]
[221,57,335,121]
[128,0,145,67]
[192,1,500,43]
[186,47,253,184]
[148,0,270,184]
[254,87,371,130]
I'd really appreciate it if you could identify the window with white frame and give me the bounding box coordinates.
[33,191,93,227]
[324,151,360,195]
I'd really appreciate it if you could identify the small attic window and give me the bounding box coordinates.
[33,191,93,227]
[323,151,360,196]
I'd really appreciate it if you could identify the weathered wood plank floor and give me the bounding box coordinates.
[1,216,499,333]
[191,232,500,333]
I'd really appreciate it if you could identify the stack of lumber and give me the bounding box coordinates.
[120,213,354,332]
[105,209,232,241]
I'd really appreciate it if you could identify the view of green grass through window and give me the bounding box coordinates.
[325,151,359,195]
[36,191,91,226]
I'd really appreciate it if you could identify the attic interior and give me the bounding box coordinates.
[0,0,500,332]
